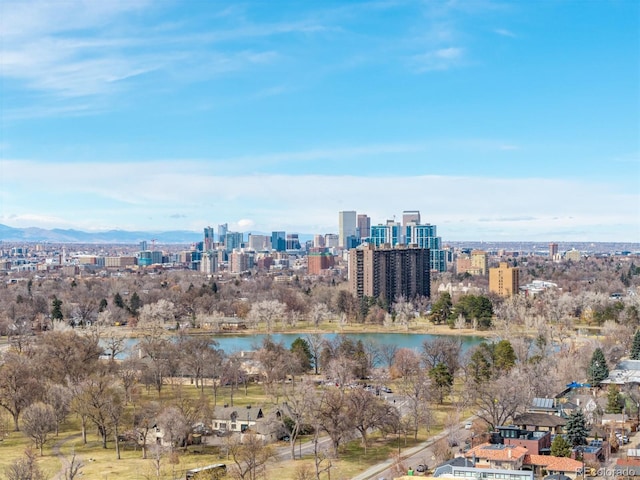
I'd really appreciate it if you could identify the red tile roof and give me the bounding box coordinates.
[523,454,583,473]
[465,443,528,462]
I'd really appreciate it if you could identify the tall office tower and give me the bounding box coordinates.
[357,214,371,239]
[402,211,421,242]
[139,241,148,252]
[407,223,447,272]
[230,251,252,273]
[369,220,401,247]
[313,234,325,248]
[217,224,228,242]
[224,232,243,252]
[349,244,430,309]
[549,242,559,258]
[204,226,215,251]
[471,250,488,276]
[217,224,228,244]
[271,231,286,252]
[200,251,218,274]
[325,234,339,248]
[248,234,270,251]
[338,210,357,248]
[138,250,153,267]
[489,262,520,297]
[286,233,301,250]
[308,247,335,275]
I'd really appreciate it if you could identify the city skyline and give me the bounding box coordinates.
[1,1,638,242]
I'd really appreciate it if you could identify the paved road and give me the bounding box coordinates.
[352,417,476,480]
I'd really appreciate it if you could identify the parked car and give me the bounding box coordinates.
[416,464,427,473]
[465,421,473,430]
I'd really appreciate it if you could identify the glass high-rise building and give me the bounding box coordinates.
[369,222,400,247]
[407,223,447,272]
[271,231,286,252]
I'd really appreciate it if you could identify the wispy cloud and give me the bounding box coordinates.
[1,158,638,241]
[410,47,464,72]
[0,1,323,117]
[494,28,516,38]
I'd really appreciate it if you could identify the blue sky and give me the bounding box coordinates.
[1,0,638,241]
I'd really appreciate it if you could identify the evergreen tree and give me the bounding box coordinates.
[494,340,517,371]
[291,337,312,371]
[550,435,572,457]
[565,410,589,447]
[605,384,623,414]
[470,342,494,383]
[430,292,452,324]
[128,292,142,316]
[51,297,63,322]
[587,348,609,384]
[429,362,454,404]
[114,292,125,309]
[98,298,108,313]
[631,330,640,360]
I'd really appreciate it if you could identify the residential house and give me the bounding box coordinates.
[512,413,567,435]
[241,408,288,444]
[529,398,561,416]
[601,360,640,387]
[497,426,552,454]
[523,454,583,479]
[433,465,533,480]
[614,458,640,478]
[211,405,263,434]
[464,444,529,470]
[432,457,476,476]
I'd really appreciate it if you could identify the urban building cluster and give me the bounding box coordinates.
[1,211,631,306]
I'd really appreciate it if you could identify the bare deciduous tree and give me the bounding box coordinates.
[0,351,42,431]
[475,368,532,430]
[315,388,353,457]
[5,447,47,480]
[247,300,286,332]
[63,449,83,480]
[44,383,71,436]
[348,388,400,453]
[227,433,275,480]
[21,402,56,456]
[308,303,330,328]
[156,406,189,453]
[397,373,432,440]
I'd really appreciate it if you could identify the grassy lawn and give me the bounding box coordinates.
[0,336,480,480]
[0,375,478,479]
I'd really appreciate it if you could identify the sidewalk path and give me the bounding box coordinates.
[51,433,82,480]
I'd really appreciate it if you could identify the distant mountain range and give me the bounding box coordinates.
[0,224,316,245]
[0,224,637,252]
[0,224,203,244]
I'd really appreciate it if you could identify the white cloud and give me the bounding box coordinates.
[411,47,464,72]
[0,0,319,114]
[235,219,256,229]
[494,28,516,38]
[1,159,638,241]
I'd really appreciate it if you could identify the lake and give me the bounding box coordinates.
[118,332,485,357]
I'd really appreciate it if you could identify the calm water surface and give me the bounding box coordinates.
[117,332,485,359]
[197,332,482,353]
